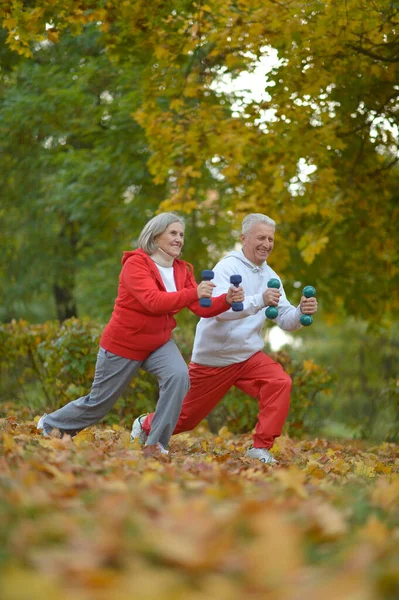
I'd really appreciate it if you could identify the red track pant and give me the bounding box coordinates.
[142,351,292,449]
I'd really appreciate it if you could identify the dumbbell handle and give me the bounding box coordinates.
[199,269,214,308]
[265,278,280,320]
[230,274,243,312]
[300,285,316,326]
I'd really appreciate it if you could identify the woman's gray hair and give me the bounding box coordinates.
[138,212,186,254]
[241,213,276,236]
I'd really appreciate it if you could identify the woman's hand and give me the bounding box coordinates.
[226,285,244,306]
[263,288,281,306]
[197,280,216,300]
[300,296,318,314]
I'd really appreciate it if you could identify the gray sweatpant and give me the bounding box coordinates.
[44,340,190,448]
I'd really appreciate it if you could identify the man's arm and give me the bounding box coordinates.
[274,285,303,331]
[211,262,265,321]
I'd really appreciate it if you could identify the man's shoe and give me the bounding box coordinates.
[143,442,169,455]
[130,413,148,444]
[245,447,278,464]
[36,414,52,437]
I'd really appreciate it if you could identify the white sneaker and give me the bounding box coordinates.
[130,413,148,444]
[37,414,52,437]
[245,447,278,464]
[144,442,169,455]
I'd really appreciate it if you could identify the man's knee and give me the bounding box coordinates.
[260,369,292,394]
[282,371,292,391]
[269,368,292,389]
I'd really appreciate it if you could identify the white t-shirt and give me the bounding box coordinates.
[155,264,177,292]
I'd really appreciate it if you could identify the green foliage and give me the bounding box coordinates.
[0,318,99,411]
[293,319,399,442]
[1,2,398,441]
[0,319,334,437]
[0,319,160,420]
[1,1,399,325]
[0,25,167,322]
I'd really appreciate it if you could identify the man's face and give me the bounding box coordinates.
[241,223,275,266]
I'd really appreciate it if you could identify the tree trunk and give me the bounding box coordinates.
[53,283,78,321]
[53,219,79,321]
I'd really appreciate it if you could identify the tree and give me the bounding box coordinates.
[1,0,398,322]
[0,25,167,321]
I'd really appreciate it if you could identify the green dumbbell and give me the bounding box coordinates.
[265,278,280,319]
[300,285,316,326]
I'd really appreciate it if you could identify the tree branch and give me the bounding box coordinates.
[346,43,399,63]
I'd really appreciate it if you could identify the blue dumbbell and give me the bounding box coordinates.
[300,285,316,326]
[265,278,280,319]
[230,274,244,311]
[199,270,214,307]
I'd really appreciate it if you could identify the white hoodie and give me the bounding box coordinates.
[191,250,302,366]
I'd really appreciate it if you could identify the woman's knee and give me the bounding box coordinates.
[169,365,190,390]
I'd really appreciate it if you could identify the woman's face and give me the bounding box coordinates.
[155,222,185,258]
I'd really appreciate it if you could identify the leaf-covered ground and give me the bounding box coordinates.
[1,416,398,600]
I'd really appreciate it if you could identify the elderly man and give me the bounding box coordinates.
[132,213,318,463]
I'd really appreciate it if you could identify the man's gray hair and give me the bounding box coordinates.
[241,213,276,236]
[138,212,186,254]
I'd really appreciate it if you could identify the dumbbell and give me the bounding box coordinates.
[265,278,280,319]
[230,274,244,311]
[300,285,316,326]
[199,270,214,308]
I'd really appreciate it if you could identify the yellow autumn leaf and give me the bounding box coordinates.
[359,515,390,547]
[217,426,232,439]
[2,432,16,452]
[303,203,318,215]
[354,462,376,478]
[275,466,308,498]
[74,428,95,447]
[330,458,351,475]
[46,29,59,43]
[299,234,329,264]
[306,460,326,479]
[371,477,399,510]
[303,358,319,373]
[154,45,170,60]
[36,463,76,485]
[310,502,348,540]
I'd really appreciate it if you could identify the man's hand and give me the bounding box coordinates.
[263,288,281,307]
[226,285,244,306]
[300,296,318,314]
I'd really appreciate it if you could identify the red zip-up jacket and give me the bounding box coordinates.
[100,248,231,360]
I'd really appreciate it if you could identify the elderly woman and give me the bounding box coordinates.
[37,212,243,454]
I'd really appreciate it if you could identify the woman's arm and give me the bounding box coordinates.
[121,256,198,314]
[186,268,231,317]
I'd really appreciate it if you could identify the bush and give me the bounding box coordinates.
[291,319,399,442]
[0,318,159,423]
[0,319,334,436]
